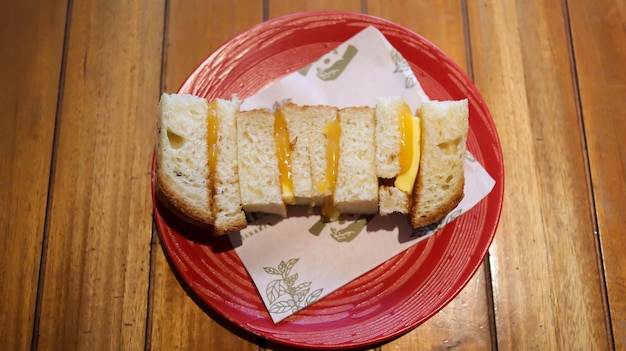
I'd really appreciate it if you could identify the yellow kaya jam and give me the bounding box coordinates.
[320,116,341,221]
[274,109,295,204]
[207,100,219,176]
[395,101,421,194]
[398,102,413,173]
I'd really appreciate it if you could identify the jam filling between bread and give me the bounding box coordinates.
[320,116,341,221]
[207,100,219,177]
[274,110,296,204]
[319,117,340,195]
[398,102,413,173]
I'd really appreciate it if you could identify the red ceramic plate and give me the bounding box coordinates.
[152,11,504,350]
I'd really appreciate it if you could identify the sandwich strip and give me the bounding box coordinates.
[333,106,379,214]
[375,96,421,215]
[278,104,338,206]
[236,109,287,217]
[209,97,247,234]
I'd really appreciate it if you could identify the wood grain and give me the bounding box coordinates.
[367,1,493,349]
[0,1,67,350]
[1,1,622,351]
[163,0,264,93]
[34,0,164,350]
[468,0,610,349]
[568,0,626,348]
[147,234,261,351]
[267,0,362,16]
[148,1,263,350]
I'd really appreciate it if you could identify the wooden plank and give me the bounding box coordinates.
[367,1,493,349]
[163,0,265,93]
[467,0,610,349]
[34,0,165,350]
[369,0,470,67]
[268,0,362,16]
[0,1,67,350]
[377,272,492,350]
[148,234,262,351]
[148,1,263,350]
[568,0,626,347]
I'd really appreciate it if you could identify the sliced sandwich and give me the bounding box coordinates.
[155,94,469,234]
[277,103,338,206]
[409,99,468,228]
[155,93,247,234]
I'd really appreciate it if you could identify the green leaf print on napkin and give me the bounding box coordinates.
[308,214,374,242]
[298,45,358,81]
[329,214,374,242]
[264,258,323,314]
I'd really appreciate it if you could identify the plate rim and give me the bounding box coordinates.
[154,10,504,350]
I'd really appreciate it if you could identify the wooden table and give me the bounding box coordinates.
[1,0,624,350]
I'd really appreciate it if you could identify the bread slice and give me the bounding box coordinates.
[278,103,338,205]
[155,93,214,225]
[410,99,468,228]
[378,185,410,216]
[375,96,403,179]
[333,106,379,214]
[210,97,247,234]
[236,109,287,216]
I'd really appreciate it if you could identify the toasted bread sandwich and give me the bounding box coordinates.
[277,103,338,206]
[154,94,468,234]
[409,99,468,228]
[155,93,247,234]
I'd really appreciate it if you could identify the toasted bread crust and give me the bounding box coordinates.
[155,167,213,226]
[211,178,248,232]
[409,176,464,228]
[213,218,247,235]
[379,185,410,216]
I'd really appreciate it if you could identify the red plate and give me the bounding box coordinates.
[152,11,504,350]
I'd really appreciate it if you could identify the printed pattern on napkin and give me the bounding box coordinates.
[230,26,496,323]
[241,26,429,112]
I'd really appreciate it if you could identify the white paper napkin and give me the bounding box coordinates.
[229,26,496,323]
